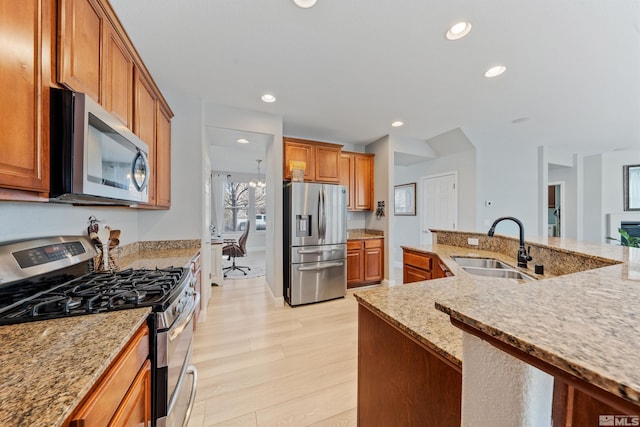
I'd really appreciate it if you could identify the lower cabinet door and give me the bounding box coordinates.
[109,360,152,427]
[346,248,364,287]
[404,265,431,284]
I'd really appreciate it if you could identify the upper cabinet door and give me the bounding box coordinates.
[314,145,341,183]
[155,103,172,208]
[339,153,354,210]
[58,0,104,102]
[354,154,373,211]
[0,0,50,194]
[133,67,157,205]
[103,23,133,128]
[283,139,315,181]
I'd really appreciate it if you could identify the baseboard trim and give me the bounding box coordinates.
[382,278,396,287]
[265,282,285,307]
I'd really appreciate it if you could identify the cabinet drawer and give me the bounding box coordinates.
[404,251,432,270]
[364,238,382,249]
[69,324,149,426]
[347,240,364,250]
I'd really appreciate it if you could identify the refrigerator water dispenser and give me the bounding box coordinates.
[296,215,312,237]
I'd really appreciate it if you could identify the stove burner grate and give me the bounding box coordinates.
[0,266,187,324]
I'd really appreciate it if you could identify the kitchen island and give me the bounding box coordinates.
[354,230,640,425]
[0,244,200,426]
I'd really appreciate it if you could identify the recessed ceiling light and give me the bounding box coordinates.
[236,138,250,144]
[391,121,404,127]
[293,0,317,8]
[484,65,506,78]
[261,94,276,103]
[446,21,472,40]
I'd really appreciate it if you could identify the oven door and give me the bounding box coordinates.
[156,291,199,427]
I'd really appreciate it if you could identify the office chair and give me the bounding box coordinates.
[222,221,251,277]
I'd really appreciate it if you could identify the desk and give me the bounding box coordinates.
[211,240,223,285]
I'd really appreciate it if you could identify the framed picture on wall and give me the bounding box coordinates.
[394,183,416,216]
[624,164,640,211]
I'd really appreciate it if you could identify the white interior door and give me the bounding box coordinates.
[421,173,457,244]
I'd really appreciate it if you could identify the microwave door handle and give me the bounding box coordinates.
[131,150,149,191]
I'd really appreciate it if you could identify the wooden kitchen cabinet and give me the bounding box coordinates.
[314,144,341,183]
[133,66,174,209]
[65,323,151,427]
[552,381,627,427]
[133,66,158,206]
[57,0,173,209]
[340,151,374,211]
[0,0,52,199]
[403,248,450,284]
[283,137,342,183]
[346,241,365,287]
[103,22,133,128]
[347,238,383,288]
[58,0,104,102]
[548,185,556,208]
[339,154,354,209]
[155,103,172,208]
[358,304,462,426]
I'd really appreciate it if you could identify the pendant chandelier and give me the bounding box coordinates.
[249,159,265,188]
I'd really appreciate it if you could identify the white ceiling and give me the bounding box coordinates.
[110,0,640,157]
[207,127,272,173]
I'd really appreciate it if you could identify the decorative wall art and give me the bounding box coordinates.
[394,183,416,216]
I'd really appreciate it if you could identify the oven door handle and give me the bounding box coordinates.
[169,291,200,342]
[181,366,198,427]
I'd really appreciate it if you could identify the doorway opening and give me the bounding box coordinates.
[548,182,564,237]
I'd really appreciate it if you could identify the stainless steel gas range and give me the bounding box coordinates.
[0,236,198,427]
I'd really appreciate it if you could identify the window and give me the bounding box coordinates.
[223,181,267,232]
[255,186,266,230]
[224,182,249,232]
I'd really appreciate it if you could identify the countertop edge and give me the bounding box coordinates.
[354,293,462,369]
[55,308,152,425]
[434,300,640,407]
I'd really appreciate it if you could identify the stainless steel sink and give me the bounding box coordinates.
[461,266,534,281]
[451,256,512,269]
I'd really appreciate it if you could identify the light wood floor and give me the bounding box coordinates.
[187,277,359,427]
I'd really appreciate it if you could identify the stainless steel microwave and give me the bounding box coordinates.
[49,88,150,205]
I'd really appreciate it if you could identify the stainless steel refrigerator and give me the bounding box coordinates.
[284,182,347,306]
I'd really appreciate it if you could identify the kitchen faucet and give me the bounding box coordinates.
[487,216,532,268]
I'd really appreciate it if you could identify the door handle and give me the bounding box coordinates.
[169,291,199,342]
[297,262,344,271]
[181,366,198,427]
[297,248,337,254]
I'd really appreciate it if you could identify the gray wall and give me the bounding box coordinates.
[393,149,476,265]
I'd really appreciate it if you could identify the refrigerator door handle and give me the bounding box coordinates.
[297,248,338,254]
[297,261,344,272]
[317,188,326,240]
[321,188,327,239]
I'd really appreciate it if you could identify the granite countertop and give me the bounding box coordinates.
[0,243,201,426]
[347,229,384,240]
[120,247,200,270]
[354,237,640,407]
[0,308,151,426]
[354,244,544,368]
